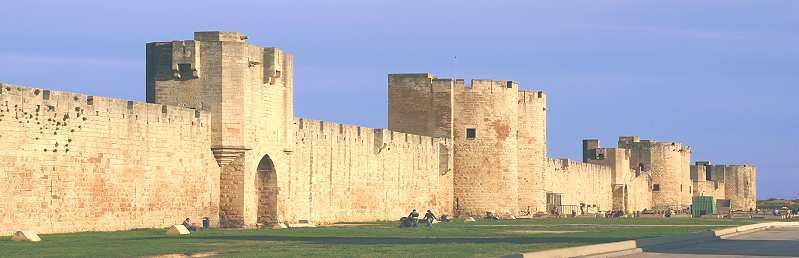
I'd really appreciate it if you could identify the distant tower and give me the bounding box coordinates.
[619,136,692,210]
[582,139,600,162]
[721,165,757,211]
[146,32,295,227]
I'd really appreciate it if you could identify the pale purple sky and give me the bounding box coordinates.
[1,0,796,199]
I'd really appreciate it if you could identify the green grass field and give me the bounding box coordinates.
[1,218,753,258]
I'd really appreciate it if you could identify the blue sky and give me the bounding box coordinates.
[1,0,796,199]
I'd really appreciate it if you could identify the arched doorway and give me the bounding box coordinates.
[256,154,278,225]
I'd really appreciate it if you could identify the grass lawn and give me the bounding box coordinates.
[1,218,754,258]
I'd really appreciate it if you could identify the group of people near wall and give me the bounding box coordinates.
[400,209,448,229]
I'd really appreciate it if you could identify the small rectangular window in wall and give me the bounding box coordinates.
[652,184,660,192]
[466,128,476,139]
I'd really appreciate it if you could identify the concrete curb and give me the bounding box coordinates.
[503,222,799,258]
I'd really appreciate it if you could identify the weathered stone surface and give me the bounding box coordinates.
[0,83,220,235]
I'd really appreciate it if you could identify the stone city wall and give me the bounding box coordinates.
[584,146,652,213]
[625,173,653,212]
[0,83,220,235]
[543,158,613,212]
[281,118,453,223]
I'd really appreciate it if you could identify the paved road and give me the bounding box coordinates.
[626,227,799,257]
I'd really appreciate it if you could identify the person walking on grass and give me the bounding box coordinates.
[423,210,437,230]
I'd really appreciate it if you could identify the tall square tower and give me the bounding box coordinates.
[146,31,295,226]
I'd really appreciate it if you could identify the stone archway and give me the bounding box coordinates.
[256,154,278,225]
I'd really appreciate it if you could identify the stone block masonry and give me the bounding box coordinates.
[283,119,453,224]
[543,158,613,212]
[452,79,521,217]
[0,83,220,235]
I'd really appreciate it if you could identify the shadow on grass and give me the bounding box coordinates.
[643,239,799,257]
[176,234,631,246]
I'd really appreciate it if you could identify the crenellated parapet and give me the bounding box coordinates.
[0,83,210,126]
[294,118,450,154]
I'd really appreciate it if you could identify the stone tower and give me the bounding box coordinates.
[619,136,692,210]
[388,73,548,217]
[387,73,454,139]
[146,31,295,227]
[715,165,757,211]
[516,90,547,214]
[452,79,521,217]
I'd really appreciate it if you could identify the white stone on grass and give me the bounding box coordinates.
[166,225,191,236]
[12,231,41,242]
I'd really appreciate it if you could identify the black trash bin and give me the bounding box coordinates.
[202,217,210,230]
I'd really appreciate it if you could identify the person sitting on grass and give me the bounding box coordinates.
[408,209,420,227]
[423,210,438,229]
[183,218,199,231]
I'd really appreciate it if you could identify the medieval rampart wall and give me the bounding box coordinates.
[0,83,220,235]
[282,118,453,223]
[543,158,612,212]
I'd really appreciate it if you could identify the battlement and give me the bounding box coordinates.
[194,31,248,42]
[388,73,433,79]
[294,118,449,151]
[547,158,611,172]
[723,164,756,168]
[618,135,641,145]
[0,83,210,125]
[388,73,522,93]
[518,90,547,103]
[618,136,691,152]
[695,161,711,166]
[455,78,518,92]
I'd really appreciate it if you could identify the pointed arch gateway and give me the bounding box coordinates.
[256,154,278,225]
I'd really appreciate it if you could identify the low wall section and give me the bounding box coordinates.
[543,158,612,212]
